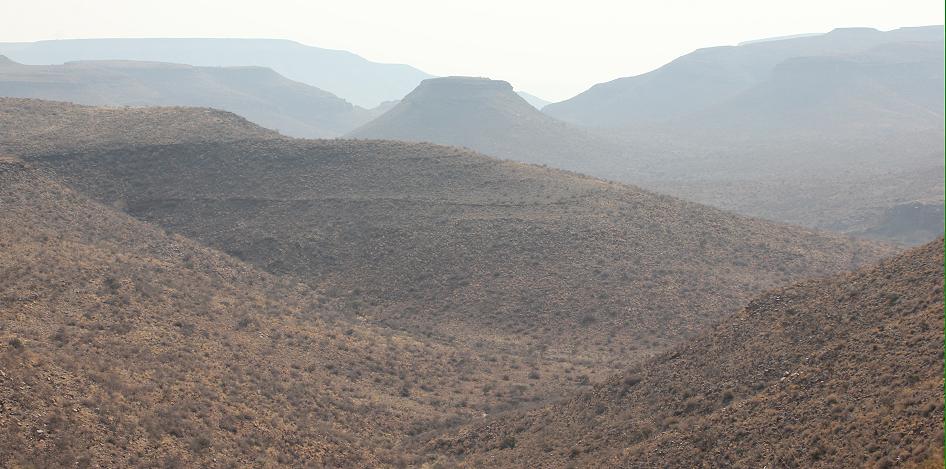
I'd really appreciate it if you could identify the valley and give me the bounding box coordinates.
[0,15,942,468]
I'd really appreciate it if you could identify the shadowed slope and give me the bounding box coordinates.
[0,158,584,467]
[5,121,893,373]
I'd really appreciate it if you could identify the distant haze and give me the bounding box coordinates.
[1,0,942,101]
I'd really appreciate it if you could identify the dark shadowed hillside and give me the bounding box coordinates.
[1,101,893,376]
[349,76,630,174]
[0,38,433,108]
[0,57,372,137]
[424,238,944,468]
[0,156,595,467]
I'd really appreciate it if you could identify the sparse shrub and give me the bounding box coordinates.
[623,375,641,387]
[499,436,517,449]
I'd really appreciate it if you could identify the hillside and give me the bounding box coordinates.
[1,100,892,376]
[349,77,630,174]
[424,238,945,468]
[0,56,372,137]
[0,97,283,156]
[544,25,944,128]
[0,38,433,108]
[0,156,597,467]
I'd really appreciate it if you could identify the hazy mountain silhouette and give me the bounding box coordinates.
[0,38,433,107]
[679,40,944,131]
[544,25,944,127]
[423,238,944,468]
[600,38,945,244]
[0,56,373,137]
[516,90,551,109]
[349,76,630,173]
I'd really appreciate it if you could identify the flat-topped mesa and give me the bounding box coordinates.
[403,76,518,103]
[825,27,882,36]
[346,74,628,169]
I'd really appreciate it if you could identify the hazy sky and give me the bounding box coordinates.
[4,0,943,101]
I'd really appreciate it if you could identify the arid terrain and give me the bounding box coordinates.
[420,238,945,468]
[0,155,602,467]
[3,99,893,374]
[0,17,942,469]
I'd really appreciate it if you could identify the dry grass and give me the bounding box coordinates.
[0,160,581,467]
[426,239,945,468]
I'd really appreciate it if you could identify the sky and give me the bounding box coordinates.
[3,0,943,101]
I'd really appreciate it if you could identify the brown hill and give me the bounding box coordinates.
[0,56,373,137]
[424,238,944,468]
[0,97,283,157]
[0,156,595,467]
[2,99,893,377]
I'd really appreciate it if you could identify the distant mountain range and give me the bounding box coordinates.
[544,25,944,128]
[348,27,944,245]
[0,29,939,241]
[0,56,372,137]
[676,40,944,132]
[0,38,433,108]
